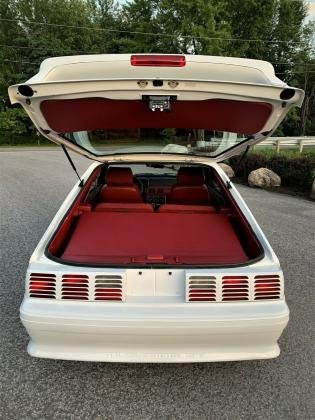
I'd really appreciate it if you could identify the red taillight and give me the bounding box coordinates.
[28,273,125,302]
[254,275,281,300]
[130,54,186,67]
[61,274,89,300]
[95,288,122,301]
[94,275,123,301]
[187,277,216,302]
[222,276,249,301]
[29,273,56,298]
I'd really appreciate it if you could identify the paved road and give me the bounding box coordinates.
[0,150,314,420]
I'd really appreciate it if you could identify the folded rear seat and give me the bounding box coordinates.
[158,204,216,213]
[95,203,154,213]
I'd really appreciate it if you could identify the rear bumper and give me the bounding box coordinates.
[20,298,289,363]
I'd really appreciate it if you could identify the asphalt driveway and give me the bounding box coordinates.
[0,149,314,420]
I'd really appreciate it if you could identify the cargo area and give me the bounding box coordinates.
[61,210,248,265]
[47,164,263,266]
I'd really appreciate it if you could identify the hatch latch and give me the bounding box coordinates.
[143,95,176,112]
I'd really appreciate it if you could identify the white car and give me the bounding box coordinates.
[9,54,304,363]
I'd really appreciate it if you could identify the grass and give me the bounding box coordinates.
[0,143,58,147]
[0,135,54,147]
[250,147,315,157]
[0,135,167,148]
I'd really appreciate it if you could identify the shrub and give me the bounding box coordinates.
[0,108,43,145]
[229,151,315,191]
[0,108,30,136]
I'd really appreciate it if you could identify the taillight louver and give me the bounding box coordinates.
[29,273,56,298]
[61,274,89,300]
[222,276,249,301]
[187,276,216,302]
[94,275,123,301]
[254,275,281,300]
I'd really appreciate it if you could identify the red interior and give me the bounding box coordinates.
[95,203,153,212]
[158,204,216,213]
[47,165,263,266]
[40,98,272,135]
[168,167,210,205]
[61,212,248,265]
[48,167,100,256]
[99,167,143,203]
[212,171,262,259]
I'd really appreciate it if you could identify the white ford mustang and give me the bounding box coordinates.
[9,54,304,362]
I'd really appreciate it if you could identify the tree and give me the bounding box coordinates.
[87,0,122,53]
[0,0,313,144]
[154,0,229,55]
[117,0,161,53]
[224,0,278,59]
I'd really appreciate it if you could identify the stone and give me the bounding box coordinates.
[161,144,188,154]
[248,168,281,188]
[219,163,235,178]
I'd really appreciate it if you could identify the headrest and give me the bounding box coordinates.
[106,167,134,186]
[176,167,205,186]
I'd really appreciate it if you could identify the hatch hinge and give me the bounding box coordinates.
[61,144,84,187]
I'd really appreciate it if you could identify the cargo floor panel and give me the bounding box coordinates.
[61,212,249,265]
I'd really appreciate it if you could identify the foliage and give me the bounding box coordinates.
[229,150,315,190]
[0,107,29,134]
[273,107,302,136]
[153,0,229,55]
[0,0,314,145]
[161,128,177,141]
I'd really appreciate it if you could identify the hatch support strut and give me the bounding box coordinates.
[61,145,84,187]
[225,144,251,189]
[235,145,250,175]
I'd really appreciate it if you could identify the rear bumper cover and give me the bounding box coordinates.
[20,298,289,363]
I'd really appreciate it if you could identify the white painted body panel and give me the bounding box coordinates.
[21,298,288,362]
[20,161,289,362]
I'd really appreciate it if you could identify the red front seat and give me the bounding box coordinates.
[99,167,143,203]
[168,167,210,205]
